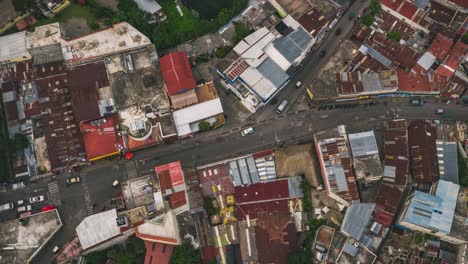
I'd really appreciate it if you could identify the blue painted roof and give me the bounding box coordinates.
[402,180,459,234]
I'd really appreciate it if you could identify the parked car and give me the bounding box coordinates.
[67,176,80,185]
[241,127,254,136]
[276,100,288,114]
[17,205,31,213]
[29,195,45,204]
[113,180,120,187]
[295,81,302,88]
[17,200,24,206]
[0,202,14,212]
[12,182,25,191]
[318,50,326,58]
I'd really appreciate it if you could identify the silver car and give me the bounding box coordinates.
[12,182,25,191]
[29,195,45,203]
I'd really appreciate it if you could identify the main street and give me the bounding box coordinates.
[2,99,466,263]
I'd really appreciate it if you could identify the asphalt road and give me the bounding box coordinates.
[250,0,370,121]
[0,100,466,263]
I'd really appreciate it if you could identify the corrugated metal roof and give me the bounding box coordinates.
[76,209,120,250]
[417,52,436,71]
[272,27,312,63]
[160,52,197,96]
[256,58,289,89]
[361,44,392,68]
[349,131,379,157]
[341,203,375,240]
[133,0,162,14]
[0,31,29,63]
[436,141,459,184]
[172,98,224,136]
[402,180,459,234]
[240,67,277,101]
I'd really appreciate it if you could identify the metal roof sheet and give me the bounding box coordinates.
[133,0,162,14]
[172,98,224,136]
[417,52,437,71]
[341,203,376,240]
[437,141,459,184]
[349,131,379,157]
[76,209,120,250]
[256,58,289,89]
[0,31,29,63]
[361,44,392,68]
[272,27,312,63]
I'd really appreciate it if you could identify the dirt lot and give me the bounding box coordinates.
[276,0,311,19]
[62,17,91,38]
[275,143,321,187]
[308,0,342,20]
[0,0,18,29]
[311,39,360,98]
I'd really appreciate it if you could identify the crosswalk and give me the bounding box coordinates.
[47,182,62,206]
[81,176,93,215]
[125,161,138,179]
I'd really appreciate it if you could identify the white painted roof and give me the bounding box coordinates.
[76,209,120,250]
[0,31,29,62]
[240,67,277,101]
[136,210,180,244]
[172,98,224,136]
[264,42,291,71]
[233,27,276,68]
[417,51,436,71]
[133,0,162,14]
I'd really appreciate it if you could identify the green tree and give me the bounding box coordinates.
[300,179,312,213]
[462,33,468,44]
[233,22,251,43]
[370,0,381,15]
[387,31,401,42]
[86,251,107,264]
[362,15,374,26]
[170,243,201,264]
[198,121,211,132]
[13,0,34,12]
[215,45,232,58]
[287,250,314,264]
[203,196,219,216]
[12,133,29,151]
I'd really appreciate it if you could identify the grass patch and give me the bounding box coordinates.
[34,3,98,28]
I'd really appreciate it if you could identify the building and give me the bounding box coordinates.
[0,31,31,64]
[80,115,124,162]
[154,161,189,214]
[160,52,197,96]
[314,125,360,206]
[133,0,166,21]
[409,120,438,192]
[348,131,383,183]
[341,203,376,241]
[436,141,459,184]
[372,184,404,226]
[397,180,468,244]
[76,209,123,250]
[382,120,409,188]
[336,70,399,96]
[297,8,329,43]
[0,210,62,264]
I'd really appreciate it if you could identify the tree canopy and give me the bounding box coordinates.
[169,243,201,264]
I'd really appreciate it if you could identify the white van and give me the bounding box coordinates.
[17,205,31,213]
[276,100,288,114]
[0,203,14,212]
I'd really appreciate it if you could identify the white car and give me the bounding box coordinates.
[29,195,45,204]
[435,108,444,114]
[295,81,302,88]
[241,127,254,136]
[12,182,25,191]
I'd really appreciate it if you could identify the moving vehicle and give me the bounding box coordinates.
[41,205,56,212]
[319,50,326,58]
[306,88,314,100]
[276,100,288,114]
[29,195,45,204]
[241,127,254,136]
[295,81,302,88]
[113,180,120,187]
[411,99,423,105]
[17,205,31,213]
[67,176,80,184]
[0,202,14,212]
[435,108,444,114]
[17,200,24,206]
[53,246,60,253]
[12,182,25,191]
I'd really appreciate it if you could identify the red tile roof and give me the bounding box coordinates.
[67,62,109,122]
[201,246,217,264]
[447,0,468,8]
[373,183,404,226]
[160,52,196,96]
[224,57,249,81]
[155,161,188,210]
[437,40,468,78]
[234,179,290,204]
[80,115,122,161]
[4,101,18,122]
[399,1,418,21]
[409,120,438,191]
[428,33,453,61]
[397,66,448,93]
[237,200,289,220]
[144,241,174,264]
